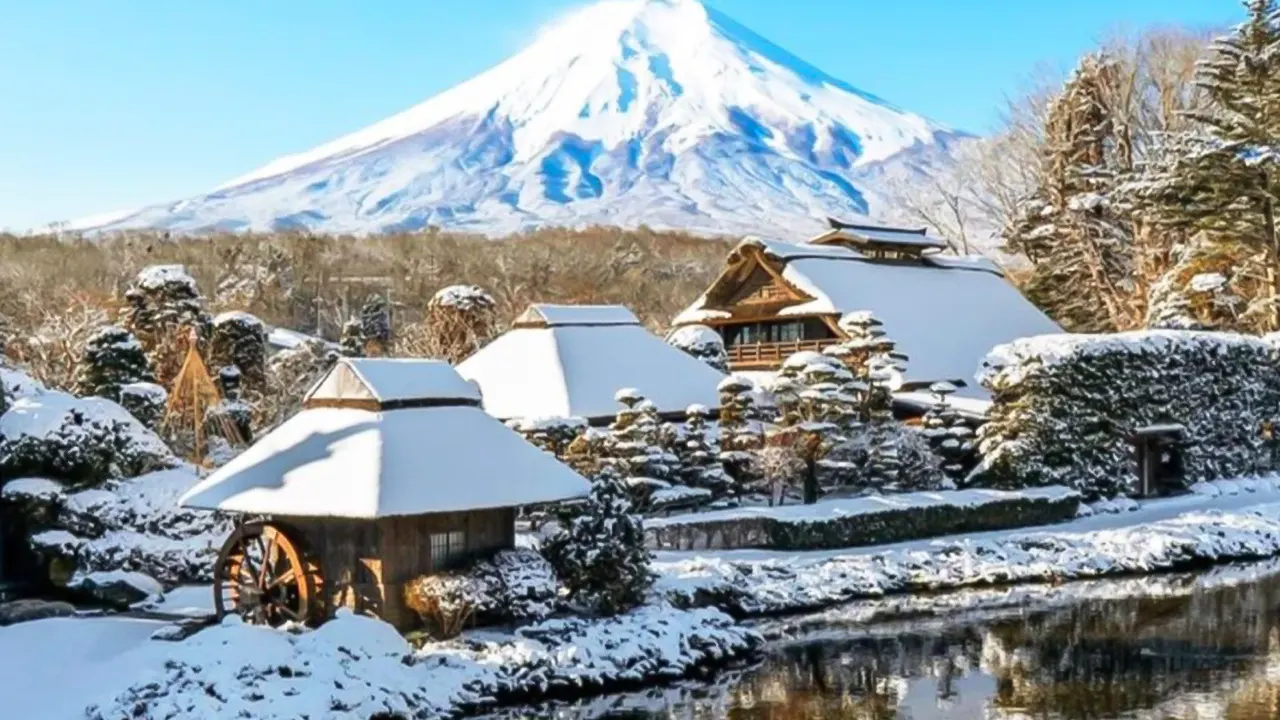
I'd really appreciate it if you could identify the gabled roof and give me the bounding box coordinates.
[458,304,726,421]
[674,238,1061,399]
[304,358,481,408]
[513,304,640,328]
[810,219,948,250]
[180,361,589,518]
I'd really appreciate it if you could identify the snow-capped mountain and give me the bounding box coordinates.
[83,0,970,238]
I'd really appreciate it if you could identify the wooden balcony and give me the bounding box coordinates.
[725,338,840,370]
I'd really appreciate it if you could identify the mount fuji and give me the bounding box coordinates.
[83,0,970,239]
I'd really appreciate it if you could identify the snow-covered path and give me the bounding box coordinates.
[654,476,1280,615]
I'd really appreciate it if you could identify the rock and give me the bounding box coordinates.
[68,570,164,609]
[0,598,76,626]
[0,477,67,527]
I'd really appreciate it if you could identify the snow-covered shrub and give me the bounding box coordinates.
[470,548,559,623]
[210,311,268,389]
[0,391,176,487]
[6,465,228,588]
[359,294,392,355]
[542,468,653,615]
[665,325,729,372]
[339,317,365,358]
[261,338,338,427]
[404,571,486,638]
[977,331,1280,498]
[409,284,498,363]
[118,381,167,430]
[120,264,211,384]
[509,416,589,458]
[72,325,154,401]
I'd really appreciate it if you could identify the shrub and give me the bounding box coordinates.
[403,572,486,639]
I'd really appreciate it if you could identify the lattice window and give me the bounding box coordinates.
[429,530,467,571]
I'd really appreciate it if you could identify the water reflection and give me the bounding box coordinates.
[499,562,1280,720]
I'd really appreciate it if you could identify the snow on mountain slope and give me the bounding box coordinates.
[85,0,972,240]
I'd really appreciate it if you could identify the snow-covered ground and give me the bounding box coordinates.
[654,475,1280,615]
[0,605,760,720]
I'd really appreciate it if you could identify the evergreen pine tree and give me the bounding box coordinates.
[73,325,155,401]
[770,353,851,503]
[1004,53,1138,332]
[541,466,653,615]
[119,265,212,385]
[210,312,268,390]
[359,294,392,355]
[339,318,366,358]
[1123,1,1280,330]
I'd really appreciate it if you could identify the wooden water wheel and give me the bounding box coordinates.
[213,522,321,626]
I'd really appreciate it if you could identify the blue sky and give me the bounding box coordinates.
[0,0,1242,231]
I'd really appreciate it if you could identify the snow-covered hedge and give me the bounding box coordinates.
[85,605,761,719]
[977,331,1280,498]
[644,486,1080,551]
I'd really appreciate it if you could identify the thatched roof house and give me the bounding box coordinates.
[673,226,1060,398]
[457,304,726,422]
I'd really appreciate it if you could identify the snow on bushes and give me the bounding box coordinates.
[72,325,154,402]
[977,331,1280,499]
[0,390,176,487]
[665,324,729,372]
[543,469,653,615]
[645,486,1080,551]
[84,605,761,720]
[5,465,228,587]
[405,549,560,637]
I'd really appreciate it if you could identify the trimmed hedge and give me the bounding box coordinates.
[644,486,1080,551]
[977,331,1280,499]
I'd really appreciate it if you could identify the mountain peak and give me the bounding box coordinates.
[83,0,966,239]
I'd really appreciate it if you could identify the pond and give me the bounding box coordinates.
[493,560,1280,719]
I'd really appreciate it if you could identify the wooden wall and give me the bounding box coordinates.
[286,507,516,630]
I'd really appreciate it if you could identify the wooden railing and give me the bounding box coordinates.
[725,339,839,368]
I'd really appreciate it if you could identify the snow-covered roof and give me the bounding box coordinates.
[513,304,640,328]
[810,222,947,249]
[457,307,726,421]
[674,238,1060,398]
[180,404,591,518]
[304,358,481,408]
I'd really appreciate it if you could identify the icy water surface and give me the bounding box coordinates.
[497,560,1280,719]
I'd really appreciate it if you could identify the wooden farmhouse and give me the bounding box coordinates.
[179,357,591,630]
[457,304,726,423]
[672,220,1061,399]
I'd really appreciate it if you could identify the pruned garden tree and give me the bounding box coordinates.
[119,265,212,387]
[209,312,269,392]
[665,324,729,372]
[920,381,976,485]
[716,376,763,482]
[603,389,680,509]
[358,293,393,356]
[677,404,733,496]
[541,466,653,616]
[73,325,154,402]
